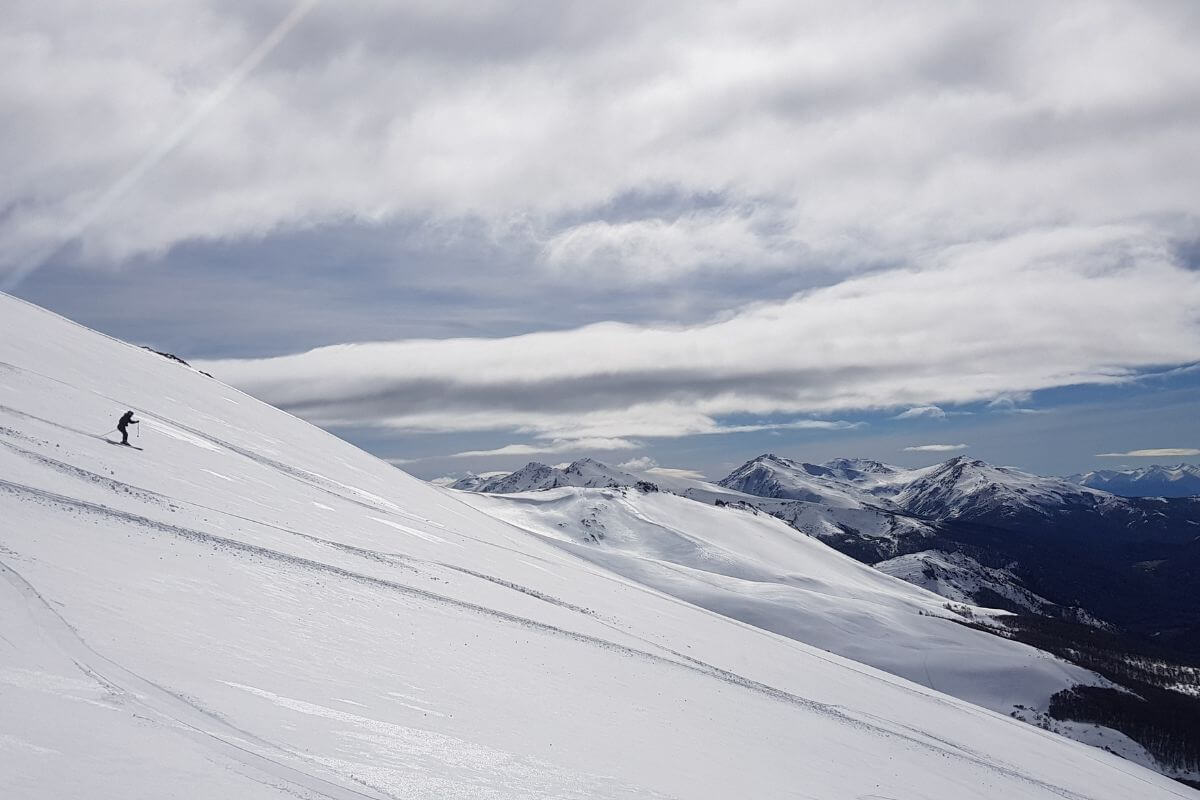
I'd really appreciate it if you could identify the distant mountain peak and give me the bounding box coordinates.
[1066,463,1200,498]
[822,457,901,476]
[895,456,1113,520]
[452,458,644,494]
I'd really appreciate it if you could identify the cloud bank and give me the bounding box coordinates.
[201,227,1200,447]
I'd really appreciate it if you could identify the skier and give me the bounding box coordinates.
[117,410,139,445]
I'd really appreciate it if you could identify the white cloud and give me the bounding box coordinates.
[446,437,639,459]
[1096,448,1200,457]
[645,467,709,481]
[894,406,947,420]
[903,444,969,452]
[539,210,798,281]
[985,396,1045,414]
[618,456,658,471]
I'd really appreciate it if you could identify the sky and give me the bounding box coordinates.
[4,0,1199,481]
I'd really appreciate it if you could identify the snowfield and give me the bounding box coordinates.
[1,293,1196,799]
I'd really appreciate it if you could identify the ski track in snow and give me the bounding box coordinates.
[0,474,1165,800]
[368,516,452,546]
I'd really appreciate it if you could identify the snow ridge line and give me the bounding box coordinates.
[0,558,390,800]
[0,478,1129,798]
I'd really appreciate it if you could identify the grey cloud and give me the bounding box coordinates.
[7,0,1200,278]
[261,366,883,422]
[1096,448,1200,458]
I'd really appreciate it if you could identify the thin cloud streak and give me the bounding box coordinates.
[448,438,640,459]
[2,0,319,290]
[1096,448,1200,457]
[904,444,969,452]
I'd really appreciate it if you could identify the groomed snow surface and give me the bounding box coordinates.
[1,293,1195,799]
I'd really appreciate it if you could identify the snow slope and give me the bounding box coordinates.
[461,486,1105,716]
[1,293,1195,799]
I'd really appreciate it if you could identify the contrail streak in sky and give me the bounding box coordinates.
[2,0,319,291]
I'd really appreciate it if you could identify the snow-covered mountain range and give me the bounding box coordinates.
[1067,464,1200,498]
[448,452,1200,781]
[3,292,1198,797]
[456,452,1200,661]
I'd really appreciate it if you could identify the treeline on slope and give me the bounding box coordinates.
[922,512,1200,655]
[1049,687,1200,780]
[963,613,1200,776]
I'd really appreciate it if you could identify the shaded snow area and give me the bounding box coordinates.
[1,294,1196,800]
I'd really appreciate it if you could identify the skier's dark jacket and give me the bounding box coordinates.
[118,411,137,431]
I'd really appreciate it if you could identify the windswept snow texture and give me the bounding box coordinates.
[1067,464,1200,498]
[1,294,1196,800]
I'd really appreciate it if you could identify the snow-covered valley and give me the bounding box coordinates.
[2,292,1197,799]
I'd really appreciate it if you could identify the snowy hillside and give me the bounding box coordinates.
[874,550,1067,618]
[453,458,643,493]
[2,293,1196,799]
[717,453,881,506]
[894,456,1120,520]
[1068,464,1200,498]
